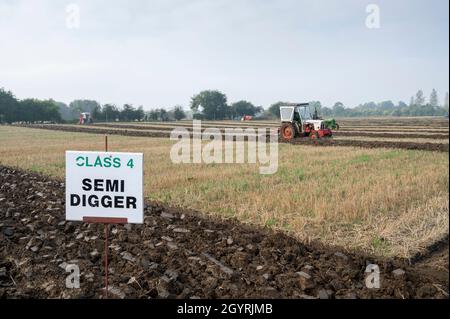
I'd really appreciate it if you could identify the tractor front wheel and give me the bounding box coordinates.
[280,123,296,141]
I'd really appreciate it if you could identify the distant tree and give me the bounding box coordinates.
[42,100,62,122]
[364,102,378,109]
[136,106,145,121]
[429,89,439,107]
[398,101,408,108]
[267,101,287,118]
[120,104,134,121]
[148,109,159,121]
[0,88,19,123]
[230,100,257,118]
[321,107,333,117]
[102,104,120,122]
[409,96,415,107]
[49,100,73,121]
[444,92,449,112]
[92,104,103,121]
[69,100,101,115]
[332,102,346,117]
[190,90,229,120]
[379,101,395,110]
[391,109,401,117]
[309,101,322,110]
[172,106,186,121]
[255,106,265,115]
[414,90,425,106]
[19,99,61,123]
[159,108,169,121]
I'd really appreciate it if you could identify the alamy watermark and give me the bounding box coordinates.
[66,3,81,29]
[170,120,279,174]
[365,264,381,289]
[65,264,80,289]
[366,4,381,29]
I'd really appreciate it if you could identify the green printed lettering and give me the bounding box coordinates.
[76,156,84,167]
[113,157,121,168]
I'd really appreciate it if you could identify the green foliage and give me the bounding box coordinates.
[190,90,229,120]
[0,88,19,123]
[118,104,144,121]
[332,102,346,117]
[54,101,75,121]
[0,88,61,123]
[266,101,286,118]
[267,89,448,119]
[92,104,144,122]
[101,104,120,121]
[147,109,159,121]
[172,106,186,120]
[69,100,100,114]
[414,90,425,106]
[429,89,439,107]
[19,99,62,122]
[230,100,259,118]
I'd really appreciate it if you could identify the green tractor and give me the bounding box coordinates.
[322,118,340,130]
[311,106,340,130]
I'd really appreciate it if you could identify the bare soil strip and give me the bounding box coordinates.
[93,122,450,132]
[86,124,450,139]
[0,166,448,299]
[15,125,449,152]
[334,131,449,139]
[286,138,449,152]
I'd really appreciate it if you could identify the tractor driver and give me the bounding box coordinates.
[293,109,301,123]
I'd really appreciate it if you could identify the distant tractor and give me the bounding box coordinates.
[279,103,335,141]
[79,112,93,125]
[241,115,253,121]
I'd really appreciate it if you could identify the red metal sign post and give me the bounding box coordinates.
[81,135,129,299]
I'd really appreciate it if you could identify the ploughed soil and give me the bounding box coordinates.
[0,166,448,299]
[12,124,450,152]
[68,123,450,139]
[333,131,449,139]
[287,137,449,152]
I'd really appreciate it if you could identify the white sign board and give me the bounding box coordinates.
[65,151,144,224]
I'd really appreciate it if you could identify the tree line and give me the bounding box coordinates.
[190,90,264,120]
[267,89,449,118]
[0,88,61,123]
[1,87,448,124]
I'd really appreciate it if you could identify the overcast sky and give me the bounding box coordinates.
[0,0,448,110]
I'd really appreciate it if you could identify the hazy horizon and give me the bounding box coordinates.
[1,0,448,110]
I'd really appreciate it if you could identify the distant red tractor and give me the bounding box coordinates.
[79,112,93,125]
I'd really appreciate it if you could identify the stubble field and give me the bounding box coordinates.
[1,117,448,299]
[1,119,448,258]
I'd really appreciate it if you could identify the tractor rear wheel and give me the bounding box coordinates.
[280,123,296,141]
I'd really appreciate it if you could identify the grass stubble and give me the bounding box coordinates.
[0,125,448,258]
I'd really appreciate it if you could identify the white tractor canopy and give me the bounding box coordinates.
[297,106,312,121]
[280,107,295,122]
[280,103,311,122]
